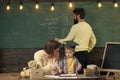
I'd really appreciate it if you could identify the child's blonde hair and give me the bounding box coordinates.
[64,46,75,52]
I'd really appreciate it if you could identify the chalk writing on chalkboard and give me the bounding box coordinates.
[39,17,59,39]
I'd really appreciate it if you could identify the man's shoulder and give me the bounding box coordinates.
[72,23,78,27]
[72,22,88,27]
[72,24,79,29]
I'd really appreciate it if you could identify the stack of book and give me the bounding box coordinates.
[83,68,95,75]
[84,64,98,75]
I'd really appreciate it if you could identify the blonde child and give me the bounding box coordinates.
[58,41,82,74]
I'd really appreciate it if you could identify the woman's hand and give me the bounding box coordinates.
[50,64,60,75]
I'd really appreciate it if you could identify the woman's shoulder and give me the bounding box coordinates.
[34,49,46,56]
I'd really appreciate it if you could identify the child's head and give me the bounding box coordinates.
[64,41,78,58]
[65,47,75,58]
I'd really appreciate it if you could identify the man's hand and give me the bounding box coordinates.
[54,37,59,41]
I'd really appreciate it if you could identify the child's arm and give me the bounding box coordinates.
[77,63,82,71]
[58,59,64,74]
[76,58,82,71]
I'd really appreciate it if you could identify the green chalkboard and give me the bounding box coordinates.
[0,2,120,48]
[102,42,120,70]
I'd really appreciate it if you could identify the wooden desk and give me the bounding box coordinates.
[99,68,120,80]
[0,73,105,80]
[43,74,105,80]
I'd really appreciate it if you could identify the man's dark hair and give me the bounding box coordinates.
[73,8,86,19]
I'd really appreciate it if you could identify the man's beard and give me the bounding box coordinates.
[73,19,78,24]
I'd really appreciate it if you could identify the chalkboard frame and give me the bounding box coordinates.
[101,42,120,70]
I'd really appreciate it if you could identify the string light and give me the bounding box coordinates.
[69,2,73,8]
[50,2,55,11]
[113,0,118,8]
[6,1,10,11]
[2,1,120,11]
[19,1,23,10]
[97,0,102,8]
[35,1,39,9]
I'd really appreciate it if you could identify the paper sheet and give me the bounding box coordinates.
[59,74,76,77]
[44,74,77,79]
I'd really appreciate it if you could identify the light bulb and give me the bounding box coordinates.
[69,2,73,8]
[51,6,55,11]
[19,4,23,10]
[35,1,39,9]
[35,3,39,9]
[6,4,10,10]
[113,2,118,8]
[97,1,102,8]
[50,3,55,11]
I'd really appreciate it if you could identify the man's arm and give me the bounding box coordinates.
[88,30,96,52]
[55,25,76,44]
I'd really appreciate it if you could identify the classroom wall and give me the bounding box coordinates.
[0,47,104,73]
[0,2,120,72]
